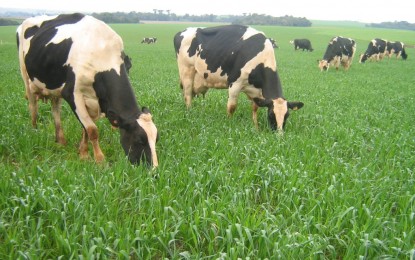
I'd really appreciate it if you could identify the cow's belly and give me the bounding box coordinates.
[193,69,228,94]
[30,78,63,98]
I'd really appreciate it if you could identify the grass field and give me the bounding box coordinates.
[1,20,415,259]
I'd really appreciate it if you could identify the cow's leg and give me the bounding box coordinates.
[179,68,196,108]
[50,97,66,145]
[79,128,89,160]
[73,92,105,163]
[252,101,259,129]
[227,83,242,116]
[26,82,38,128]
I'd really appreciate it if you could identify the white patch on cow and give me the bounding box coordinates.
[31,78,64,97]
[137,113,158,167]
[58,16,124,77]
[242,27,265,40]
[273,98,288,131]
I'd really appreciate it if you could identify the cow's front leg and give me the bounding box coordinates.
[79,124,104,162]
[73,92,105,163]
[86,125,105,163]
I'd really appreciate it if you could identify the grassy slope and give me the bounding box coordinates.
[0,22,414,258]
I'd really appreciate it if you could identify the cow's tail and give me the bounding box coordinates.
[401,47,408,60]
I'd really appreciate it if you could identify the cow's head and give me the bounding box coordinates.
[254,97,303,132]
[110,108,159,167]
[318,60,329,71]
[359,53,369,63]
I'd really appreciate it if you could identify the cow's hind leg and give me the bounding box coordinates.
[252,101,259,129]
[26,84,38,128]
[79,128,89,160]
[51,97,66,145]
[179,68,196,108]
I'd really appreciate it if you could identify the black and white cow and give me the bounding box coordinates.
[17,13,158,167]
[290,39,313,51]
[318,36,356,71]
[141,37,157,44]
[359,38,388,63]
[174,25,303,132]
[385,41,408,60]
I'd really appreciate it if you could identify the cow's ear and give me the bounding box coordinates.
[288,101,304,111]
[107,109,120,127]
[253,98,273,108]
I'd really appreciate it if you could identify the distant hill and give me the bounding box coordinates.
[311,20,367,28]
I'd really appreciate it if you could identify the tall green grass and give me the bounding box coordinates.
[0,21,414,259]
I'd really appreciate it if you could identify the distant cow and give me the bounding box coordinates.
[17,13,158,166]
[318,36,356,71]
[269,38,279,48]
[359,38,388,63]
[385,41,407,60]
[141,37,157,44]
[174,25,303,132]
[290,39,313,51]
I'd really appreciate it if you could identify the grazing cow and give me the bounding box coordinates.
[269,38,279,48]
[318,36,356,71]
[141,37,157,44]
[290,39,313,51]
[174,25,303,132]
[17,13,159,167]
[359,38,388,63]
[385,41,407,60]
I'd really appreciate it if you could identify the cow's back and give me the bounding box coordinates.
[323,36,355,60]
[22,13,124,90]
[194,25,272,75]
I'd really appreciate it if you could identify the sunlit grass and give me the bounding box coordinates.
[0,22,414,258]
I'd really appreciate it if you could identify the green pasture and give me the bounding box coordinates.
[0,21,414,259]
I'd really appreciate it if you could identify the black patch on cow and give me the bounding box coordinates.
[173,30,185,56]
[41,13,85,29]
[248,64,283,99]
[60,66,76,110]
[93,64,141,125]
[25,38,73,89]
[24,25,41,39]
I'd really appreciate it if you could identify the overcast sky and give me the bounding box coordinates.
[2,0,415,23]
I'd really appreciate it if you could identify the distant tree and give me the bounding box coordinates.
[0,18,20,26]
[367,21,415,31]
[89,11,311,26]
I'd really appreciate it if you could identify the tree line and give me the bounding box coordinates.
[367,21,415,31]
[91,11,312,27]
